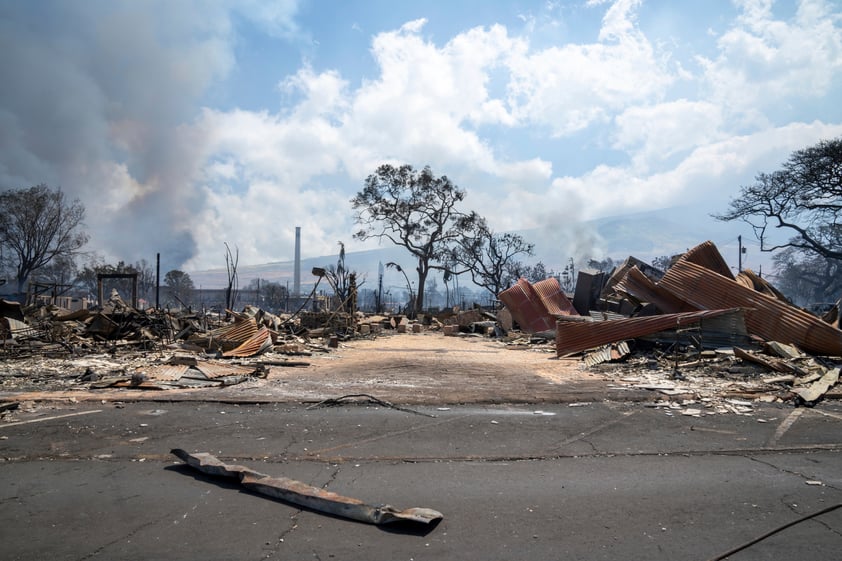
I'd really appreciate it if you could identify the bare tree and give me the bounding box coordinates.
[134,259,156,303]
[37,254,78,292]
[224,242,239,312]
[352,164,481,316]
[450,219,534,298]
[772,247,842,305]
[0,184,89,292]
[716,137,842,260]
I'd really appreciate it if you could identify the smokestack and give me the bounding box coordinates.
[293,226,301,297]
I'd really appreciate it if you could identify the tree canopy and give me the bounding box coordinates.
[351,164,481,316]
[164,269,194,307]
[0,184,88,292]
[716,137,842,260]
[450,219,534,297]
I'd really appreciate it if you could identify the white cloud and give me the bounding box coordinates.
[698,0,842,118]
[505,0,674,136]
[543,120,842,223]
[613,100,724,171]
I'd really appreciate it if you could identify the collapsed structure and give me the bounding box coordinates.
[499,240,842,404]
[1,240,841,404]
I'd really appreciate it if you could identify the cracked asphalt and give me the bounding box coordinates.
[2,399,842,560]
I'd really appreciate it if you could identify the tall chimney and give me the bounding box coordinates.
[293,226,301,297]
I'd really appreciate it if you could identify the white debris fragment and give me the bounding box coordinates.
[682,408,703,417]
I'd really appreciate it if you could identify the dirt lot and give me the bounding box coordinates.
[0,329,811,410]
[0,331,655,405]
[256,331,625,404]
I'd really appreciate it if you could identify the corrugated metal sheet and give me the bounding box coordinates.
[498,279,556,333]
[212,317,259,341]
[614,267,698,314]
[735,269,790,302]
[659,260,842,356]
[140,364,190,381]
[194,361,257,379]
[222,327,273,358]
[601,256,664,299]
[589,310,627,321]
[679,240,734,279]
[583,341,630,367]
[638,309,752,349]
[189,317,259,351]
[532,277,578,316]
[556,308,740,357]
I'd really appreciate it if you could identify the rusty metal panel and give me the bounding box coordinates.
[533,277,578,317]
[171,449,443,525]
[614,267,698,314]
[499,279,556,333]
[194,361,257,379]
[222,327,272,357]
[190,317,259,351]
[212,317,259,342]
[556,308,740,357]
[678,241,734,279]
[735,269,790,302]
[140,364,190,381]
[659,259,842,356]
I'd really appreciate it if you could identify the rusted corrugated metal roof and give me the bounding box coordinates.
[601,256,664,300]
[139,364,190,381]
[194,361,257,379]
[614,267,698,314]
[679,240,734,279]
[735,269,790,302]
[659,260,842,356]
[532,277,578,317]
[556,308,741,357]
[189,317,259,351]
[222,327,273,358]
[498,279,556,333]
[212,317,259,341]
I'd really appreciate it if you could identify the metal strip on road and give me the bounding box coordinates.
[172,449,443,525]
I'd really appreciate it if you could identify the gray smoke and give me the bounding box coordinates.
[0,1,274,271]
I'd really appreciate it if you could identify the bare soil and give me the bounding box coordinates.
[257,331,618,404]
[0,331,645,405]
[1,330,800,408]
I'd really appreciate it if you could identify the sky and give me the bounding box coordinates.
[2,0,842,277]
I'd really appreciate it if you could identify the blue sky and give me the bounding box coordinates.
[1,0,841,275]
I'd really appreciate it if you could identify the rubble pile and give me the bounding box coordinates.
[0,296,343,392]
[498,241,842,407]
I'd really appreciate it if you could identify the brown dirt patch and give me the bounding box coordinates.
[255,331,627,404]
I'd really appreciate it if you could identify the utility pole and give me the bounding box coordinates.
[738,235,744,272]
[155,252,160,309]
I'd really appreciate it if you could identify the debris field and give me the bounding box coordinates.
[2,240,842,420]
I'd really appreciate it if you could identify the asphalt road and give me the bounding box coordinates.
[2,399,842,560]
